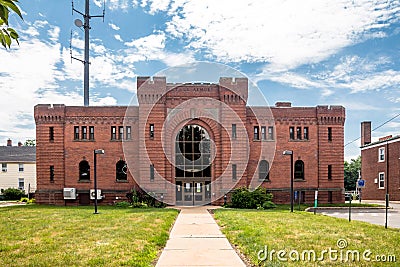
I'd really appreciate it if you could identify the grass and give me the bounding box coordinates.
[214,209,400,266]
[0,205,178,267]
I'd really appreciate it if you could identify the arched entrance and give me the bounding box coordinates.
[175,124,212,205]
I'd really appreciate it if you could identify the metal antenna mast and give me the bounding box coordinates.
[71,0,105,107]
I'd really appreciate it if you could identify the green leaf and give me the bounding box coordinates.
[0,32,7,48]
[0,0,23,20]
[7,27,18,39]
[3,31,11,48]
[0,5,10,25]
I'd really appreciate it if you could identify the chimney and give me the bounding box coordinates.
[6,139,12,146]
[275,102,292,108]
[18,142,23,147]
[361,121,371,146]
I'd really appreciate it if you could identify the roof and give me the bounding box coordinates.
[361,135,400,150]
[0,146,36,162]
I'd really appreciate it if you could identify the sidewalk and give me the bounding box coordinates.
[156,206,246,267]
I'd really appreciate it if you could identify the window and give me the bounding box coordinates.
[296,127,302,140]
[289,127,295,140]
[150,124,154,139]
[328,127,332,141]
[18,163,24,172]
[232,124,236,139]
[126,126,132,140]
[81,126,87,140]
[379,172,385,189]
[268,126,274,140]
[294,160,305,180]
[328,165,332,180]
[254,126,259,140]
[74,126,79,140]
[49,127,54,141]
[50,165,54,182]
[232,164,237,181]
[116,160,127,180]
[118,126,124,140]
[261,126,266,140]
[328,191,333,203]
[18,178,24,190]
[259,160,270,181]
[150,164,154,181]
[79,160,90,180]
[1,163,7,172]
[378,147,385,162]
[89,126,94,140]
[111,126,117,140]
[175,125,211,178]
[303,127,309,140]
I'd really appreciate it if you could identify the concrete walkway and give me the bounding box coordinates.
[156,206,246,267]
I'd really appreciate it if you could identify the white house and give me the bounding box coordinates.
[0,140,36,195]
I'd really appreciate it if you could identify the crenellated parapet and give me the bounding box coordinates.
[137,76,167,104]
[316,105,346,125]
[34,104,66,124]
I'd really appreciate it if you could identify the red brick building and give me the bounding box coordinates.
[34,77,345,205]
[361,121,400,201]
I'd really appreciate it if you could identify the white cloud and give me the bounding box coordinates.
[162,0,399,70]
[109,23,120,31]
[114,34,123,42]
[0,18,136,145]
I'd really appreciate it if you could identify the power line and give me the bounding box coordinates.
[344,112,400,147]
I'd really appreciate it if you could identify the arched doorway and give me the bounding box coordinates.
[175,124,212,205]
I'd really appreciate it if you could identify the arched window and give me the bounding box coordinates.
[259,160,270,181]
[79,160,90,180]
[175,125,211,178]
[116,160,127,180]
[294,160,304,180]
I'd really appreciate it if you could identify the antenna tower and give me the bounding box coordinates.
[71,0,105,107]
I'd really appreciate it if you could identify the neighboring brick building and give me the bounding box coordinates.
[360,121,400,201]
[0,139,36,195]
[34,77,345,205]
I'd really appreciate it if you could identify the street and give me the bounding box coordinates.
[316,201,400,228]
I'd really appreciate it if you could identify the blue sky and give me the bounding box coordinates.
[1,0,399,160]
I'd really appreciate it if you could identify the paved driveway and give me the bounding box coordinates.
[316,201,400,228]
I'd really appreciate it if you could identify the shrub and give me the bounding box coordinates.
[127,187,166,208]
[230,187,274,209]
[115,201,131,208]
[27,198,35,204]
[262,201,277,209]
[2,188,25,200]
[19,197,29,203]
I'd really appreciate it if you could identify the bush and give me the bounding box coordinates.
[262,201,277,209]
[126,187,166,208]
[115,201,131,208]
[230,187,274,209]
[28,198,35,204]
[19,197,29,203]
[2,188,25,200]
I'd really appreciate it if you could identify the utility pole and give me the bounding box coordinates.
[71,0,105,107]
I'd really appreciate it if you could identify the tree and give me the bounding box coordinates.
[24,139,35,146]
[0,0,23,49]
[344,156,361,191]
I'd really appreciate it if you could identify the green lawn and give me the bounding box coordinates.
[0,205,178,267]
[214,209,400,266]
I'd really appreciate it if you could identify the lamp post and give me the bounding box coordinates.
[283,150,294,212]
[93,149,105,214]
[385,140,389,229]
